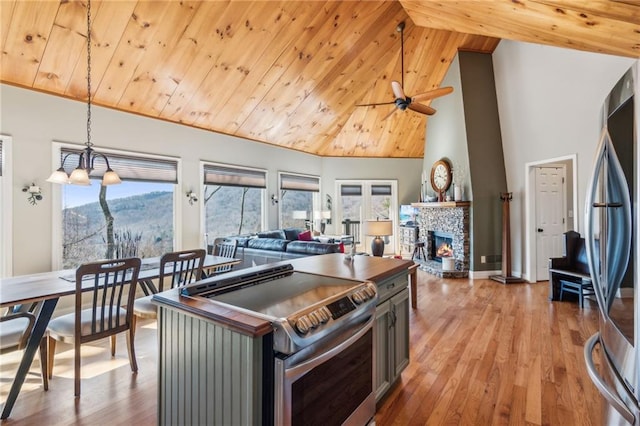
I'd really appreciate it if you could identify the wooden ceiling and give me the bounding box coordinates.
[1,1,638,158]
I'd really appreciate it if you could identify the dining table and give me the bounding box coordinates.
[0,254,240,419]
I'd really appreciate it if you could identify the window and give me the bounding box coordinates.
[57,144,179,269]
[203,163,266,242]
[279,172,320,230]
[0,136,12,277]
[336,180,398,254]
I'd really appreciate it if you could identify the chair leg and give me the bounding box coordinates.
[39,337,48,391]
[126,328,138,373]
[110,335,116,357]
[47,337,56,380]
[131,314,137,339]
[74,341,81,397]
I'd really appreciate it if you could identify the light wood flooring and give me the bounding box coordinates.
[1,270,603,425]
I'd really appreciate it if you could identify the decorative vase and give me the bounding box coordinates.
[454,185,463,202]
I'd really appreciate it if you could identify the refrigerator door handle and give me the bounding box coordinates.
[584,333,636,424]
[585,129,608,312]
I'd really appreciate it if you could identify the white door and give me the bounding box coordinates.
[535,167,566,279]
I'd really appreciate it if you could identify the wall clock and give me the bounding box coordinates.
[430,159,452,201]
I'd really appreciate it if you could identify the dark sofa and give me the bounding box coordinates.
[225,228,342,269]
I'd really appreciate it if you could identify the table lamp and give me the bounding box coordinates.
[364,219,393,256]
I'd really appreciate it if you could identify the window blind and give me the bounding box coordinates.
[371,184,392,196]
[203,164,266,188]
[340,184,362,196]
[280,173,320,192]
[60,147,178,183]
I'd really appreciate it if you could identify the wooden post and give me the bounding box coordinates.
[490,192,524,284]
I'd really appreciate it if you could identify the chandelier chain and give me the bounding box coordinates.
[86,0,93,148]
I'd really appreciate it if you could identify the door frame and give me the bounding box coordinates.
[525,154,578,282]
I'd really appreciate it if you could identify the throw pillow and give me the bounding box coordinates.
[298,230,312,241]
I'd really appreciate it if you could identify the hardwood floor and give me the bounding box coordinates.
[1,270,603,425]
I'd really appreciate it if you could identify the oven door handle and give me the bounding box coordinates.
[285,315,373,379]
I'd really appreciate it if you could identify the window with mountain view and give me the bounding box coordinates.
[279,173,320,231]
[60,147,178,269]
[203,163,266,243]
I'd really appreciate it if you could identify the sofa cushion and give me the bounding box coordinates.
[286,241,340,255]
[257,230,286,240]
[298,230,312,241]
[229,236,252,248]
[247,237,290,252]
[283,227,305,241]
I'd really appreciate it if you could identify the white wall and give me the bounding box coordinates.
[493,40,635,278]
[1,84,421,275]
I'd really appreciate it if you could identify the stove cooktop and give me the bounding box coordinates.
[182,264,378,354]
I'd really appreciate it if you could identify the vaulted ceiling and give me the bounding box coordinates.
[1,1,638,158]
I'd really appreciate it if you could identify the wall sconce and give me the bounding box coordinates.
[271,194,279,205]
[186,190,198,205]
[22,183,43,205]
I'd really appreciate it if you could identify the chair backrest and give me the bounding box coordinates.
[158,249,206,292]
[342,219,361,244]
[212,239,238,274]
[75,257,141,343]
[0,312,35,354]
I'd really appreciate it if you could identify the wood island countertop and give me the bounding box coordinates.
[153,253,415,338]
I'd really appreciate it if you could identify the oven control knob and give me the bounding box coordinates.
[308,312,320,328]
[313,306,331,324]
[364,285,376,298]
[352,292,364,305]
[318,307,331,323]
[295,316,311,334]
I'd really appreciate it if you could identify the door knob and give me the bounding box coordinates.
[537,228,544,232]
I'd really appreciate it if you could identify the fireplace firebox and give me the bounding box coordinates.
[430,231,454,262]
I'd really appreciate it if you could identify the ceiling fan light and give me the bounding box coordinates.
[101,168,122,186]
[47,167,70,184]
[69,167,91,185]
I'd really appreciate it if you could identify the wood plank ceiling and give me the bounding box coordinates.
[1,1,638,158]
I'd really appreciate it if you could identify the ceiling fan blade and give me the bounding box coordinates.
[411,86,454,102]
[355,101,396,107]
[381,107,398,121]
[408,102,436,116]
[391,81,405,99]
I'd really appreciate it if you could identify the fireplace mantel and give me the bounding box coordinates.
[412,201,471,208]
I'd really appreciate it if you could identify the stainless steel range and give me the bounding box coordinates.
[182,263,378,426]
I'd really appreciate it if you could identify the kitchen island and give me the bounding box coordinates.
[153,253,414,425]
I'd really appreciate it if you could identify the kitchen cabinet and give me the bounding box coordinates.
[374,271,410,402]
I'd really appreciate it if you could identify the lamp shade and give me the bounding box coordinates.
[364,219,393,237]
[292,210,308,220]
[47,168,70,184]
[69,168,91,185]
[101,168,122,185]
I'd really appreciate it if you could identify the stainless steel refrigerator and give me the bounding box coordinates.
[584,61,639,425]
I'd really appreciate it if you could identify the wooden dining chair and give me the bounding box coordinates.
[208,239,238,276]
[132,249,205,333]
[46,257,141,397]
[0,311,48,390]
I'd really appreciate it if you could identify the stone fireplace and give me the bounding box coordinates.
[413,202,470,278]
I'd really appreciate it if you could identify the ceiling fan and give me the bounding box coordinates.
[356,21,453,120]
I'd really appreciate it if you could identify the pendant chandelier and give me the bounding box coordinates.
[47,0,120,186]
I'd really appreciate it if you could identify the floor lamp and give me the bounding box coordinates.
[364,219,393,257]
